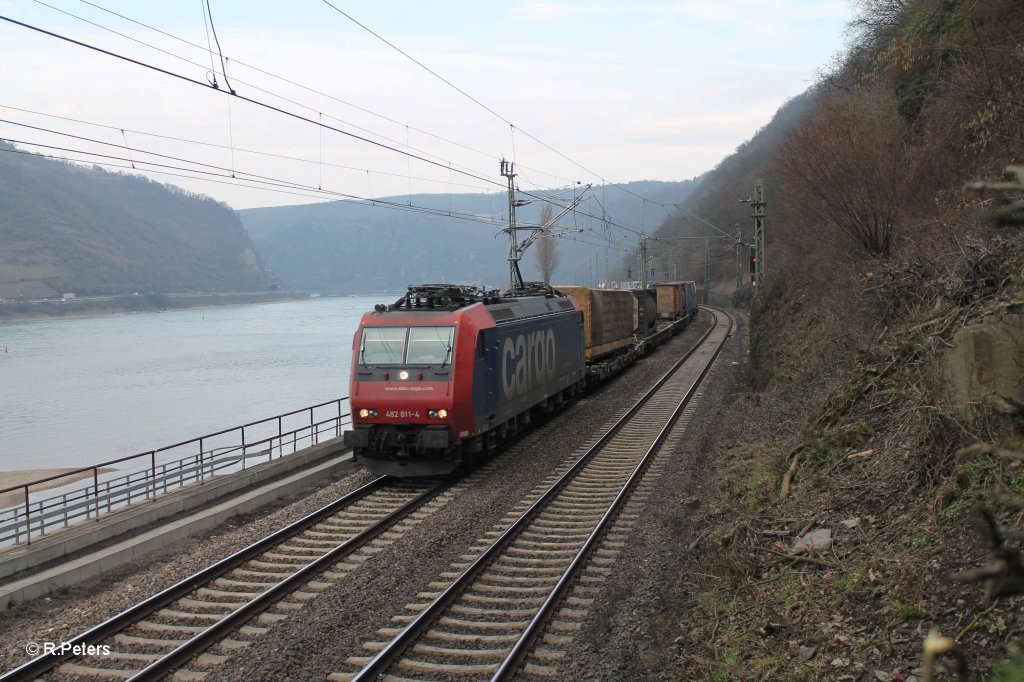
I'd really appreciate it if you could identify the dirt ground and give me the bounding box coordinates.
[568,264,1022,681]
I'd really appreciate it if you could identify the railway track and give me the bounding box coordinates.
[2,476,450,682]
[336,306,732,681]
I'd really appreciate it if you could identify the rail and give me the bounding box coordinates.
[0,476,392,681]
[349,309,728,681]
[0,397,351,546]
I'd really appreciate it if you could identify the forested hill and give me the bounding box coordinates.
[0,142,274,300]
[239,180,695,293]
[639,0,1024,677]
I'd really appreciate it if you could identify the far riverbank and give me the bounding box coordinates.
[0,291,310,323]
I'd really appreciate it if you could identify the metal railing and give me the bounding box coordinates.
[0,398,351,546]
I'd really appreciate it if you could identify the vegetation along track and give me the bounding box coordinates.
[336,307,733,681]
[1,476,449,682]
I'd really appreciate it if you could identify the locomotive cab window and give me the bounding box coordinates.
[359,326,455,366]
[406,326,455,365]
[360,327,407,365]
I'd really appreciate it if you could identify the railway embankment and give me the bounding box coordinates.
[579,238,1023,678]
[0,439,355,608]
[609,0,1024,675]
[0,314,718,678]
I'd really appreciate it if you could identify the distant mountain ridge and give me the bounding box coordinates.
[0,141,275,300]
[239,180,696,293]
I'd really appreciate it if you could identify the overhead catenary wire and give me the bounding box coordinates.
[313,3,713,239]
[202,0,234,94]
[317,0,681,211]
[58,0,578,191]
[0,134,515,228]
[0,143,350,204]
[0,14,508,191]
[0,103,495,193]
[29,1,504,188]
[0,111,636,241]
[24,1,663,234]
[671,202,735,242]
[557,233,630,253]
[199,0,218,87]
[318,0,510,126]
[5,8,679,240]
[1,130,600,238]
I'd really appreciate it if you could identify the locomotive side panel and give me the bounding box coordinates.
[477,308,584,432]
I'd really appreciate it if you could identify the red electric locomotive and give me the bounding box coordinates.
[343,284,585,476]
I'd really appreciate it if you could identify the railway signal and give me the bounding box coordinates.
[739,180,766,287]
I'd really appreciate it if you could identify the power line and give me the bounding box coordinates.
[319,0,510,127]
[32,0,501,185]
[671,203,734,241]
[62,0,577,191]
[0,137,511,228]
[0,104,495,193]
[4,10,671,239]
[0,14,508,192]
[202,0,234,93]
[318,2,680,211]
[0,110,636,236]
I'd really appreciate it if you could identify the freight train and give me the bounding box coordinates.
[342,281,697,476]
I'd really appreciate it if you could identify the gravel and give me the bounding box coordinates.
[0,312,721,681]
[556,309,749,680]
[212,315,715,682]
[0,465,375,671]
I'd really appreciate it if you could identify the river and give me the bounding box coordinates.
[0,296,390,472]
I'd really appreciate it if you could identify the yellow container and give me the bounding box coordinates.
[557,286,635,360]
[653,282,685,319]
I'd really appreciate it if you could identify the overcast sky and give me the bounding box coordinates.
[0,1,855,210]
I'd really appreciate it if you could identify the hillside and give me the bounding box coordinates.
[0,142,276,302]
[617,0,1024,678]
[239,180,695,293]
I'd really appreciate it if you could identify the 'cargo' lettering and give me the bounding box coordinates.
[502,329,557,400]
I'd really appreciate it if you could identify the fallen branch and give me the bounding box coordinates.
[686,529,712,552]
[779,446,804,499]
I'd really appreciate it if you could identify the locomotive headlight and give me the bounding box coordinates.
[398,370,410,381]
[358,408,378,418]
[437,408,448,419]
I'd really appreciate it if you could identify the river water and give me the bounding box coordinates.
[0,296,390,472]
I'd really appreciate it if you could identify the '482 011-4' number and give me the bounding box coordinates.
[385,410,420,418]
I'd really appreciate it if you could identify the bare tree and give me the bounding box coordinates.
[847,0,910,47]
[781,84,915,257]
[535,203,559,282]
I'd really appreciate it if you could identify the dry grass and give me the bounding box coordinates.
[669,218,1024,679]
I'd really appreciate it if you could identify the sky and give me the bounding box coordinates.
[0,1,856,210]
